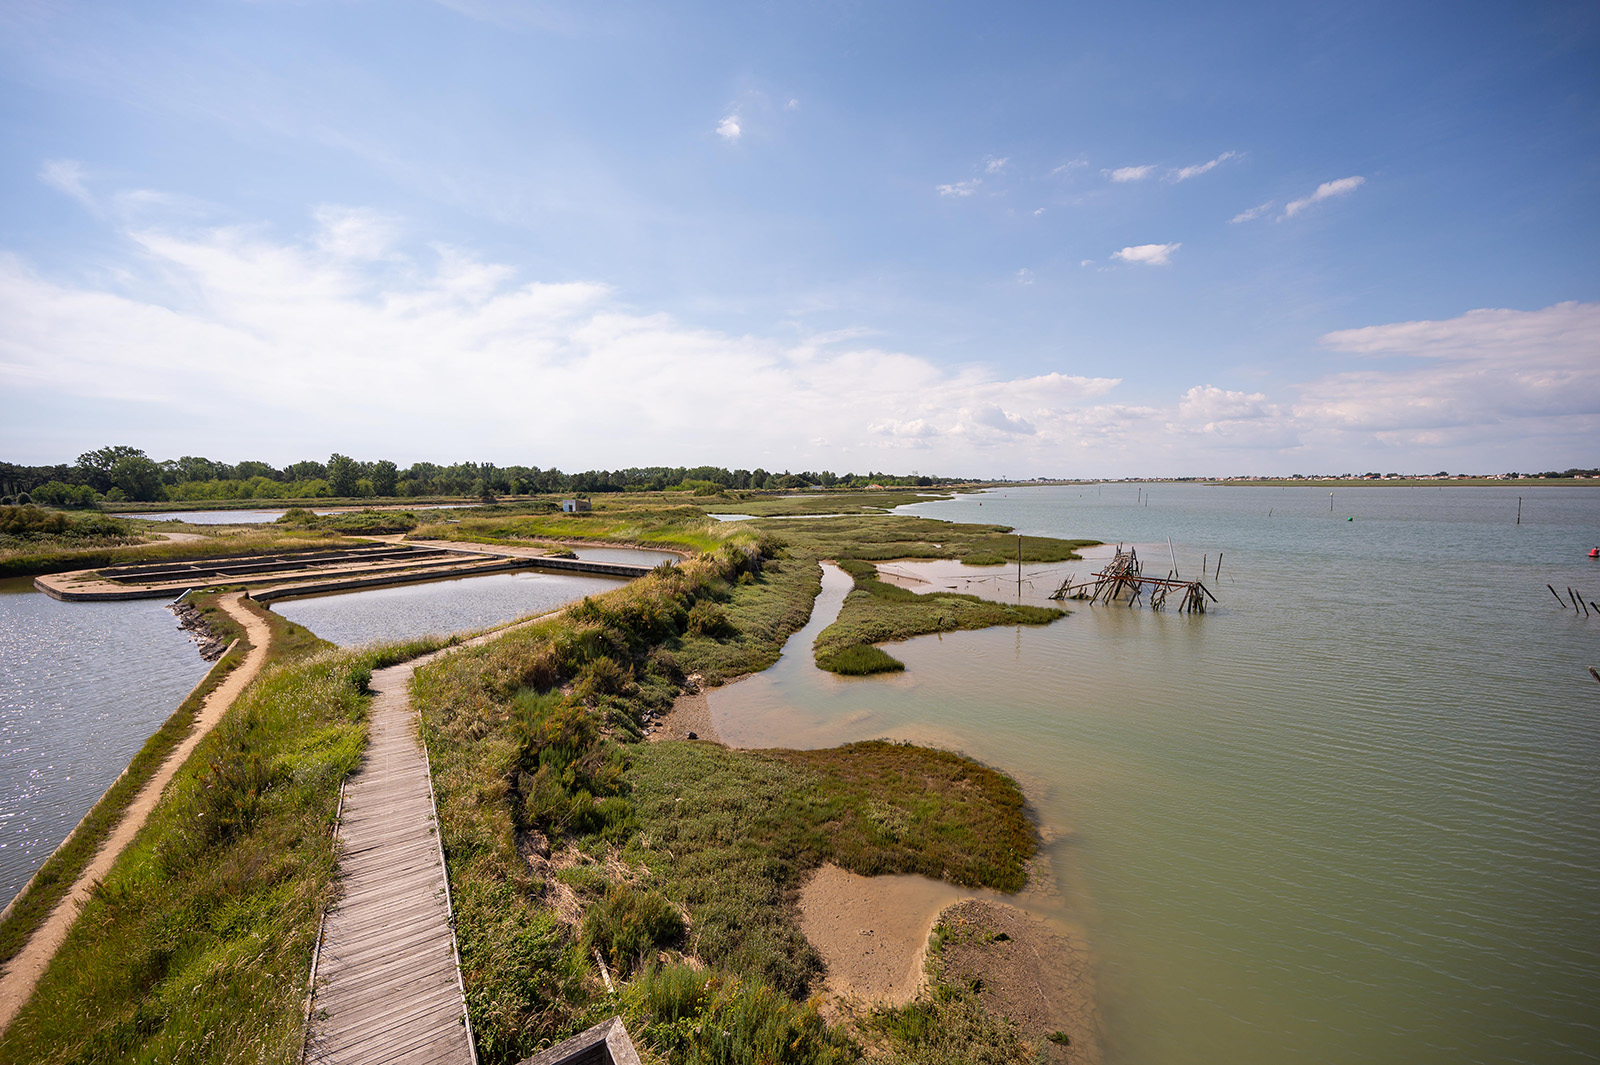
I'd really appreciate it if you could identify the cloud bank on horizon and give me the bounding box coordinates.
[1,0,1596,475]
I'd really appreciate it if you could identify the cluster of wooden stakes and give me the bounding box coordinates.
[1050,545,1219,613]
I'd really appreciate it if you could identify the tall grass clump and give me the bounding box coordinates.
[0,640,435,1064]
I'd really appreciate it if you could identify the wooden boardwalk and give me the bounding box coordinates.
[305,655,476,1065]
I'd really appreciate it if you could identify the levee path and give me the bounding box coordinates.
[302,650,475,1065]
[0,592,272,1032]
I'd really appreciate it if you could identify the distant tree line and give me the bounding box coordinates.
[0,446,962,505]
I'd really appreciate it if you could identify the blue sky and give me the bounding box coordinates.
[2,0,1596,476]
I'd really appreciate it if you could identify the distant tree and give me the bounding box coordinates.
[285,460,327,481]
[327,453,360,497]
[110,455,165,501]
[76,446,147,492]
[235,460,280,481]
[30,481,99,508]
[371,460,399,496]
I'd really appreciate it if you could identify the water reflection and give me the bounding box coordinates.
[271,569,628,646]
[0,578,208,904]
[711,485,1600,1065]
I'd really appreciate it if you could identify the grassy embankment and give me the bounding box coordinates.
[412,508,1090,1062]
[0,607,445,1063]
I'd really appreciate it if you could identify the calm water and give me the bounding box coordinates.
[0,578,209,904]
[271,570,627,647]
[710,484,1600,1065]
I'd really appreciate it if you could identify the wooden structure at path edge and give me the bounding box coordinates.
[1051,546,1218,613]
[304,655,476,1065]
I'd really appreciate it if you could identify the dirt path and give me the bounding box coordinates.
[0,593,272,1032]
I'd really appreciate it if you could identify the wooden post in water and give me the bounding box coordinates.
[1517,497,1522,525]
[1550,584,1568,607]
[1017,534,1022,598]
[1215,552,1223,581]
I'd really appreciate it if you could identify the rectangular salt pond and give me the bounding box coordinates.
[269,569,627,646]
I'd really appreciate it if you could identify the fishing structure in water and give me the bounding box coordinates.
[1050,546,1218,613]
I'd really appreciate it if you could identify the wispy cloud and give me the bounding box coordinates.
[1051,158,1088,176]
[936,179,981,197]
[1112,243,1180,266]
[1230,200,1274,224]
[985,156,1010,174]
[1282,176,1364,219]
[785,98,800,110]
[39,159,96,211]
[716,115,742,140]
[1015,268,1034,285]
[1298,301,1600,438]
[1170,151,1237,182]
[1106,164,1156,183]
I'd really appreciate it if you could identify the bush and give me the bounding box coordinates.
[582,883,684,975]
[685,600,734,638]
[816,643,904,675]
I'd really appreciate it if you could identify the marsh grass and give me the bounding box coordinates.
[812,559,1066,671]
[409,505,743,555]
[770,514,1095,566]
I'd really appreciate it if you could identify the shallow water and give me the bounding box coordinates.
[0,578,209,904]
[711,484,1600,1065]
[270,569,628,647]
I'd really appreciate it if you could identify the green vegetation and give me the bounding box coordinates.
[811,559,1067,675]
[816,642,906,675]
[0,506,135,553]
[0,600,447,1063]
[276,506,421,534]
[412,531,1038,1062]
[769,513,1095,566]
[409,505,748,555]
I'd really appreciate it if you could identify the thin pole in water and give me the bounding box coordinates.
[1517,497,1522,525]
[1330,492,1334,513]
[1215,552,1223,581]
[1017,534,1022,597]
[1168,537,1178,577]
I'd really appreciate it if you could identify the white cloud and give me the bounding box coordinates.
[985,156,1010,174]
[39,159,95,211]
[716,115,741,140]
[1170,151,1237,182]
[312,205,398,260]
[1033,207,1045,216]
[1051,158,1088,176]
[0,215,1130,471]
[1111,243,1180,266]
[1230,200,1273,224]
[1282,176,1364,219]
[785,98,800,110]
[1015,268,1034,285]
[1107,164,1156,183]
[936,179,981,197]
[1296,302,1600,438]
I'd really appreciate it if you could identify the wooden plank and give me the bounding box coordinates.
[304,656,475,1065]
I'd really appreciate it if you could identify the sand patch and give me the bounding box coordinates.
[935,898,1102,1064]
[797,863,974,1008]
[650,677,720,744]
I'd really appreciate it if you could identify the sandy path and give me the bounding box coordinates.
[0,593,271,1032]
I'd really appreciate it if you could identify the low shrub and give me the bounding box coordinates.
[582,883,684,975]
[816,643,904,675]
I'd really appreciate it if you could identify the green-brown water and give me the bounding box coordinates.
[710,484,1600,1065]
